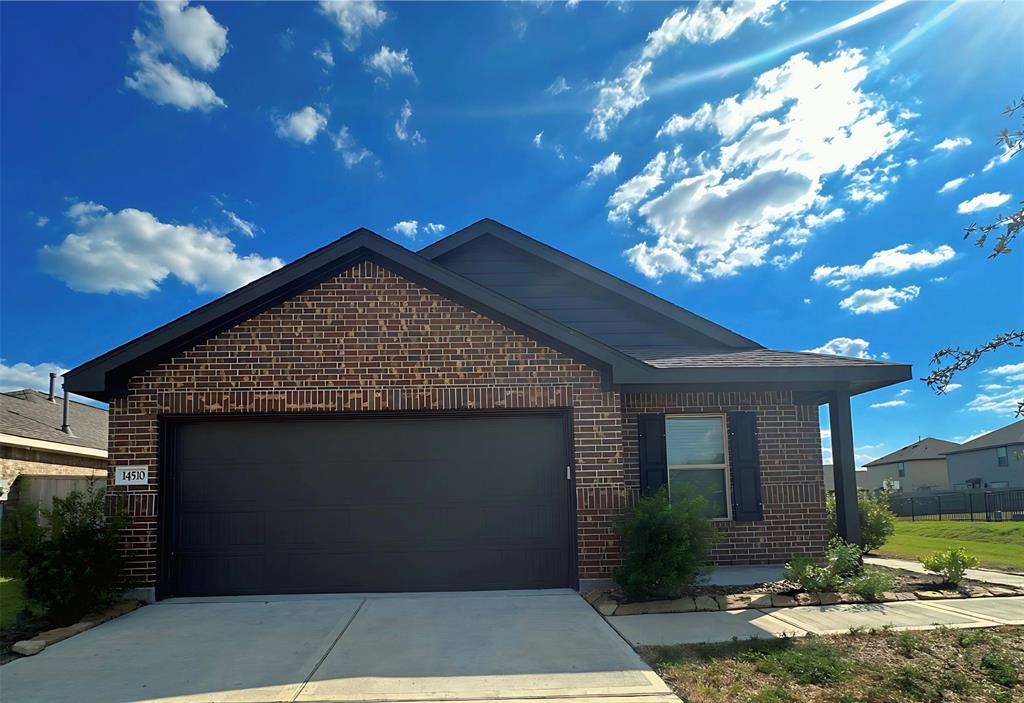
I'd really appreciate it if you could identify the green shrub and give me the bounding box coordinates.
[920,547,979,585]
[982,651,1019,688]
[614,487,718,598]
[0,503,44,570]
[19,486,125,625]
[751,643,848,685]
[843,566,895,600]
[784,538,862,592]
[826,492,896,553]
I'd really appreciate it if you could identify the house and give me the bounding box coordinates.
[822,464,869,494]
[0,383,107,513]
[945,419,1024,489]
[64,219,910,601]
[862,437,960,494]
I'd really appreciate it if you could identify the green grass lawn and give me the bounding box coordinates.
[876,520,1024,571]
[0,566,30,629]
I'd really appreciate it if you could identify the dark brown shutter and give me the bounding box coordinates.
[727,411,763,521]
[638,414,667,495]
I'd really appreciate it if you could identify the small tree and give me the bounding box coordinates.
[826,492,896,554]
[614,487,718,599]
[19,486,125,625]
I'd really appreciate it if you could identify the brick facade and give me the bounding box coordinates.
[107,259,827,590]
[622,391,829,564]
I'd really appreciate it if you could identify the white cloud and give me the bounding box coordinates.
[941,383,963,393]
[586,0,781,140]
[608,151,667,223]
[38,202,283,295]
[35,216,49,227]
[533,131,544,148]
[625,48,910,280]
[0,360,68,394]
[566,0,580,7]
[657,103,713,137]
[423,223,446,235]
[365,45,415,80]
[313,42,334,67]
[896,388,912,397]
[982,143,1014,172]
[318,0,386,51]
[953,429,991,443]
[932,136,971,152]
[965,385,1024,414]
[984,362,1024,382]
[804,337,874,359]
[812,243,955,287]
[223,209,257,238]
[957,191,1012,214]
[803,208,846,229]
[391,220,419,238]
[839,285,920,315]
[124,2,228,111]
[870,399,906,409]
[583,152,621,186]
[394,100,425,144]
[275,106,328,144]
[331,126,374,168]
[938,176,968,194]
[546,76,571,95]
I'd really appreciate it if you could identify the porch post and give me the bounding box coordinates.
[828,387,862,546]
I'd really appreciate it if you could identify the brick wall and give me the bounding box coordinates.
[1,445,107,479]
[107,260,627,587]
[622,391,829,565]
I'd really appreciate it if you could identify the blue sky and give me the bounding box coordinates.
[1,1,1021,466]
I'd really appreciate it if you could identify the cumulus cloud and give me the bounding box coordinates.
[546,76,571,95]
[608,152,667,223]
[870,399,906,409]
[657,103,713,137]
[583,152,621,186]
[533,132,544,148]
[984,362,1024,382]
[331,126,374,168]
[982,143,1014,172]
[365,45,415,80]
[223,209,257,238]
[938,176,968,194]
[957,192,1012,214]
[313,42,334,67]
[812,243,955,288]
[390,221,445,239]
[423,223,446,235]
[394,100,425,144]
[35,216,49,227]
[275,106,328,144]
[804,337,874,359]
[38,202,283,295]
[932,136,971,152]
[965,386,1024,414]
[0,360,68,393]
[586,0,780,140]
[839,285,920,315]
[124,1,228,111]
[623,48,910,280]
[941,383,963,393]
[318,0,386,51]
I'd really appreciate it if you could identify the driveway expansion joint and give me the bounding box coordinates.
[291,598,368,703]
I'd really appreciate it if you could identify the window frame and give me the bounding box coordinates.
[664,413,733,521]
[997,446,1008,467]
[896,461,906,478]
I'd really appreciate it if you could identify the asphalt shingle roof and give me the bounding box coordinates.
[0,389,108,451]
[617,346,891,369]
[863,437,960,467]
[944,419,1024,455]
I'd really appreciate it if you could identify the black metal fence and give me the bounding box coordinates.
[888,488,1024,522]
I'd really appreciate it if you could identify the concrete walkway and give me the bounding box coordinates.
[608,595,1024,646]
[1,590,678,703]
[866,556,1024,587]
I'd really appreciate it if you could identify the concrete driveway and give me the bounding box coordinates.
[1,590,677,703]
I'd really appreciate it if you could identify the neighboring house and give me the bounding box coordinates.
[945,419,1024,489]
[64,220,910,600]
[822,464,869,493]
[862,437,960,494]
[0,387,107,513]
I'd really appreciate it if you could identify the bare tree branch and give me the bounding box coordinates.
[923,330,1024,416]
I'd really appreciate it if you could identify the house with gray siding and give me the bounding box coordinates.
[862,437,959,494]
[945,419,1024,489]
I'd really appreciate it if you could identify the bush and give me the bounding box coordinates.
[614,487,718,598]
[0,503,44,571]
[826,492,896,554]
[19,486,124,625]
[921,547,979,585]
[784,538,863,592]
[844,567,895,600]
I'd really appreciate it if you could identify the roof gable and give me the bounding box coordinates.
[944,419,1024,455]
[863,437,961,467]
[420,219,760,350]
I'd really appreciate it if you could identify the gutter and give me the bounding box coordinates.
[0,433,108,459]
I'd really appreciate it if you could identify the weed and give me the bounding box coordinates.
[982,650,1020,688]
[957,629,990,648]
[889,665,934,700]
[747,685,792,703]
[895,631,921,657]
[750,643,848,685]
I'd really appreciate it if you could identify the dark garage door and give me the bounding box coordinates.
[167,414,573,596]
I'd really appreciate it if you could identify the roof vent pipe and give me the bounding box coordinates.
[48,372,57,402]
[61,380,73,436]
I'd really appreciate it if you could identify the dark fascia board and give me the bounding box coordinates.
[64,229,656,401]
[419,218,761,349]
[942,440,1024,456]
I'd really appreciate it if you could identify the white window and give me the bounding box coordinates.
[666,415,731,520]
[997,446,1008,467]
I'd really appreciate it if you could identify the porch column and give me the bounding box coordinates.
[828,388,862,546]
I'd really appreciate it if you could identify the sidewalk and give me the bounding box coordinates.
[606,595,1024,646]
[866,555,1024,587]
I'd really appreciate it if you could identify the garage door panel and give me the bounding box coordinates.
[170,415,573,595]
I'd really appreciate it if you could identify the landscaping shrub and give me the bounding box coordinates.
[982,651,1020,688]
[826,492,896,554]
[614,487,718,598]
[784,538,863,592]
[843,566,895,600]
[0,503,44,571]
[19,486,125,625]
[920,547,979,585]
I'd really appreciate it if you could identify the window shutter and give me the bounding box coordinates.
[727,411,763,521]
[638,414,667,495]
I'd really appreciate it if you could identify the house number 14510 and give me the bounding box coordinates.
[114,466,149,486]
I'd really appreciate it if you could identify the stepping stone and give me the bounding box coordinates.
[694,595,719,611]
[894,592,918,601]
[716,594,752,610]
[616,598,694,615]
[582,590,605,605]
[877,592,899,602]
[594,595,618,616]
[817,592,841,605]
[11,640,45,656]
[749,593,774,608]
[838,594,866,604]
[794,593,820,606]
[771,594,798,608]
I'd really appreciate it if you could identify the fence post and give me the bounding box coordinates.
[937,494,942,521]
[970,492,975,521]
[910,496,915,522]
